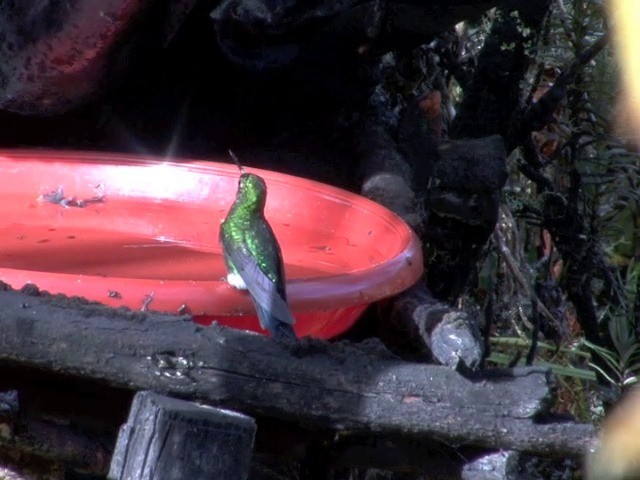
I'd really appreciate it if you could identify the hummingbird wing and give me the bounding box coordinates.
[224,244,297,328]
[220,219,295,333]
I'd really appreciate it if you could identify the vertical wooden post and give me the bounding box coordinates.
[109,391,256,480]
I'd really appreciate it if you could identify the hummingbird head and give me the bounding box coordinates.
[236,173,267,212]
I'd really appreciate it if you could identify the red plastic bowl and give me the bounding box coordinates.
[0,150,423,339]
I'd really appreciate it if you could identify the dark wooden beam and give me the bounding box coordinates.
[0,286,595,462]
[109,391,256,480]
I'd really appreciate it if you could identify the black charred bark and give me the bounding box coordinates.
[109,391,256,480]
[0,285,594,469]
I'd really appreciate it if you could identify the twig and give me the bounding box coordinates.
[494,225,557,326]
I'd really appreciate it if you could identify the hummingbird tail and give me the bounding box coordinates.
[255,304,297,341]
[272,322,297,341]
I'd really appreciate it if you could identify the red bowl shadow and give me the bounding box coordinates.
[0,150,423,339]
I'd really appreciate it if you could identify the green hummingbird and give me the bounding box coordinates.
[219,152,297,341]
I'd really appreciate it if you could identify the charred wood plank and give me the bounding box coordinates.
[109,391,255,480]
[382,282,483,369]
[0,286,595,459]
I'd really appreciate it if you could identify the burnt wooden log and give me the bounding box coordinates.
[425,135,507,301]
[357,115,504,366]
[461,451,520,480]
[383,282,483,369]
[356,118,423,232]
[109,391,255,480]
[0,285,595,463]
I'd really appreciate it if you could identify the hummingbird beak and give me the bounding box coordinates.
[228,150,245,173]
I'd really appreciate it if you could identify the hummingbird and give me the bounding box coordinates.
[219,151,297,341]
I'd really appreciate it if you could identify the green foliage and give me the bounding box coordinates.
[583,261,640,394]
[583,147,640,265]
[584,336,640,392]
[487,336,598,420]
[489,337,595,380]
[462,0,640,415]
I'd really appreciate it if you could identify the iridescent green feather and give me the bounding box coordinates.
[220,204,286,298]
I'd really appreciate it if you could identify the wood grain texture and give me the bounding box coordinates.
[0,286,595,459]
